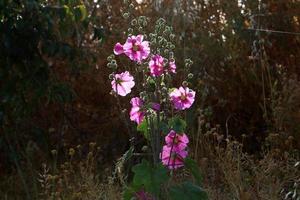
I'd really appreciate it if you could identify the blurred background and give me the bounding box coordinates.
[0,0,299,199]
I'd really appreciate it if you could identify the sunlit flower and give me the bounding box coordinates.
[114,35,150,62]
[165,130,189,150]
[111,71,135,96]
[160,145,188,169]
[169,86,195,110]
[149,54,164,77]
[130,97,145,124]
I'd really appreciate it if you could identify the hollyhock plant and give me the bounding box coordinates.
[114,35,150,62]
[149,54,164,77]
[165,130,189,150]
[169,86,196,110]
[160,145,188,169]
[130,97,145,124]
[111,71,135,96]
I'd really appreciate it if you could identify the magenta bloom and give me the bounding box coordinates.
[165,130,189,150]
[130,97,145,124]
[169,86,196,110]
[149,55,164,77]
[114,35,150,62]
[111,71,135,96]
[168,61,176,74]
[160,145,188,169]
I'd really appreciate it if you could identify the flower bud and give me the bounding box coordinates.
[128,28,133,33]
[129,3,134,10]
[182,81,189,87]
[163,58,168,64]
[142,21,147,27]
[108,74,114,80]
[123,12,129,19]
[131,19,137,26]
[188,73,194,79]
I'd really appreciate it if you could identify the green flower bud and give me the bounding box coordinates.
[108,74,114,80]
[131,19,137,26]
[169,58,175,63]
[188,73,194,79]
[123,12,129,19]
[128,28,133,33]
[142,20,147,27]
[170,34,175,40]
[163,58,168,64]
[182,81,189,87]
[129,3,134,10]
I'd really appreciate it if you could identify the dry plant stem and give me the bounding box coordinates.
[4,129,31,200]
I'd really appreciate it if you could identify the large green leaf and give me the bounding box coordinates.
[137,120,149,139]
[132,160,169,196]
[184,158,203,185]
[169,181,208,200]
[74,5,87,22]
[168,117,187,133]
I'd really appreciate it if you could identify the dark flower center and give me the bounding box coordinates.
[132,44,140,52]
[180,94,186,100]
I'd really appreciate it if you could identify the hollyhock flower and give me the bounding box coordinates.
[114,35,150,62]
[111,71,135,96]
[165,130,189,150]
[168,61,176,74]
[160,145,188,169]
[149,54,164,77]
[169,86,196,110]
[130,97,145,124]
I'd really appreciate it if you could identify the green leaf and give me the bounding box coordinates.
[137,120,149,139]
[159,122,169,135]
[132,160,169,196]
[169,181,208,200]
[74,5,87,22]
[168,117,187,133]
[184,158,203,185]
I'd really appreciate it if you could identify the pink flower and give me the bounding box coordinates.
[169,86,196,110]
[111,71,135,96]
[160,145,188,169]
[130,97,145,124]
[165,130,189,150]
[114,35,150,62]
[168,61,176,74]
[149,55,164,77]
